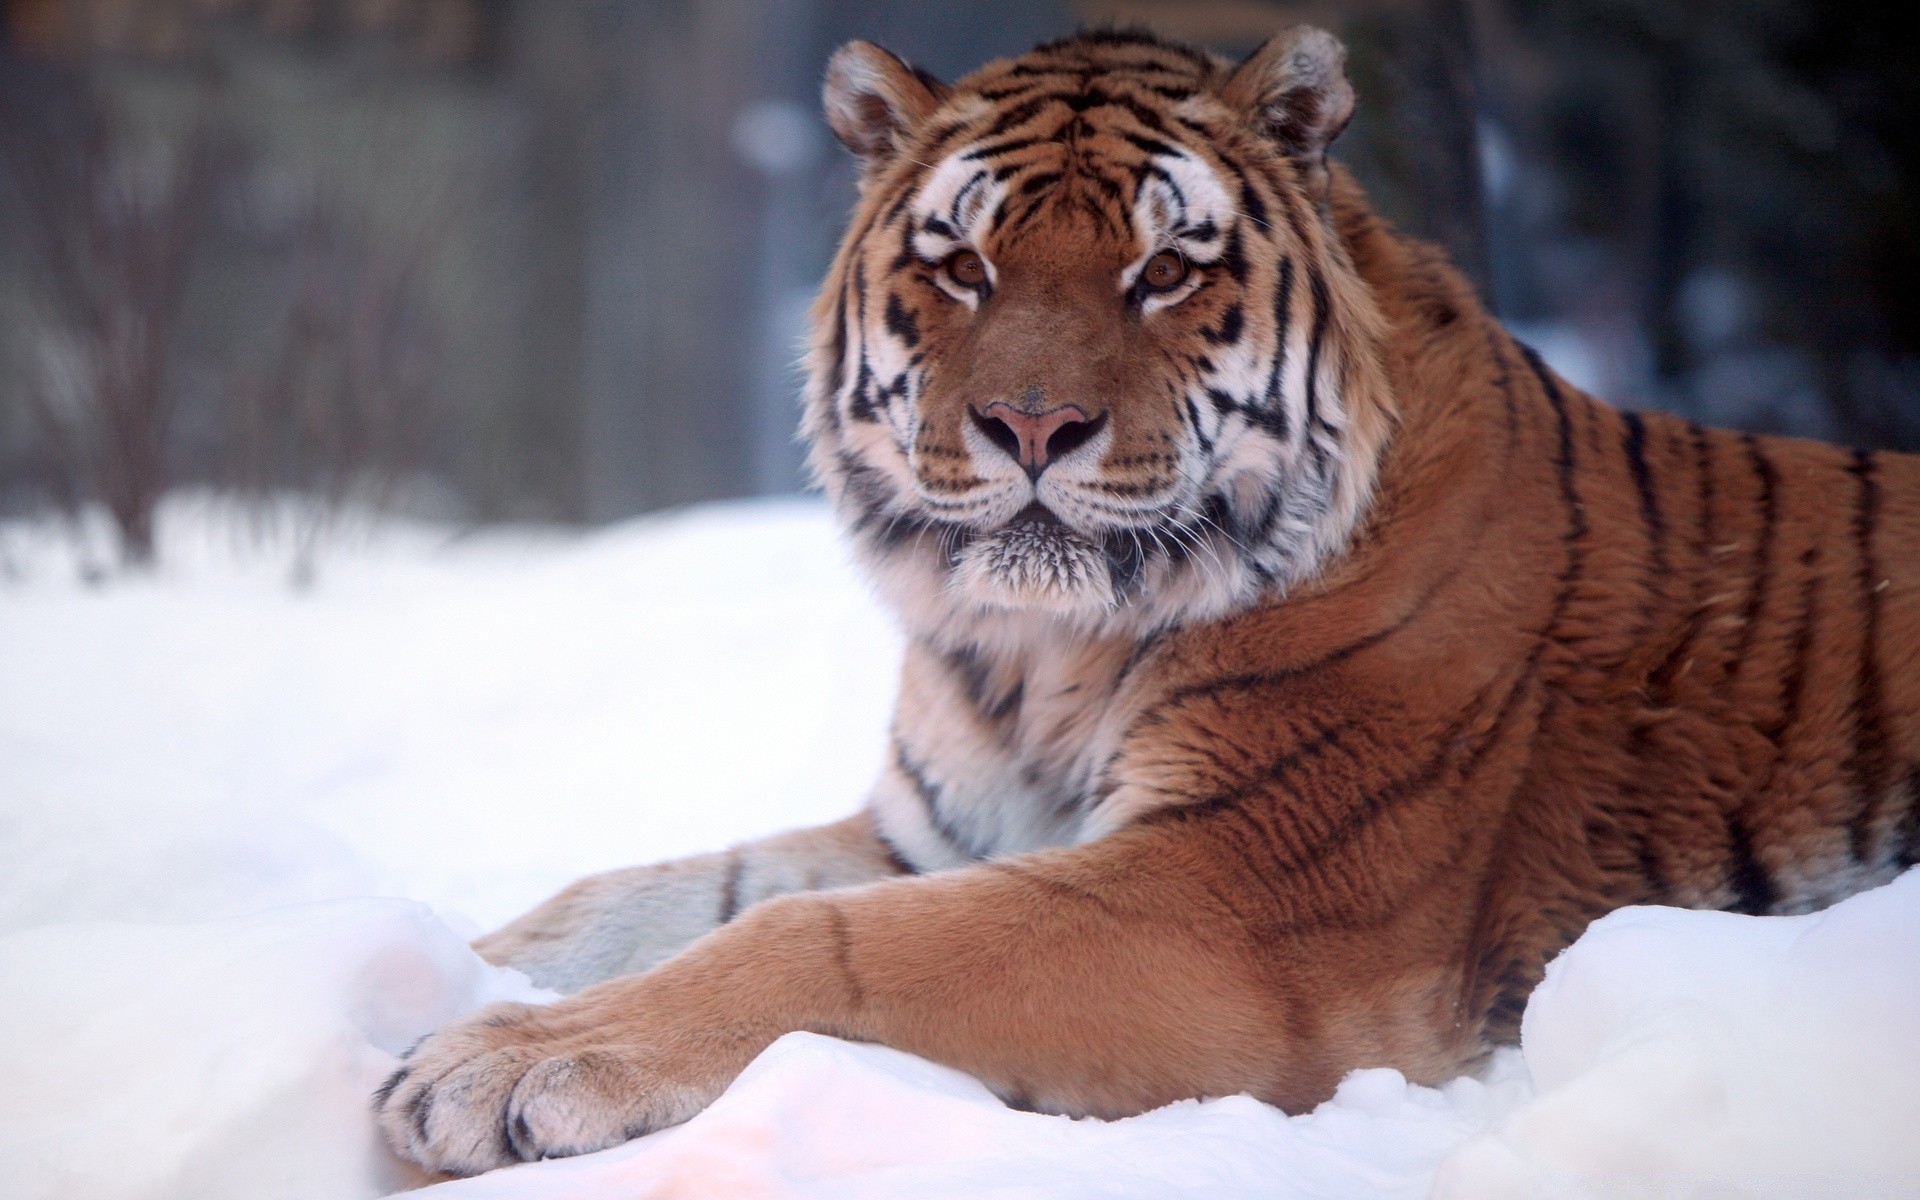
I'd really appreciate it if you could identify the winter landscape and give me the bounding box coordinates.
[2,497,1916,1200]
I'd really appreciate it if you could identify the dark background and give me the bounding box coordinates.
[2,0,1915,566]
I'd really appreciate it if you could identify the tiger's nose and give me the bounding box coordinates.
[970,400,1104,480]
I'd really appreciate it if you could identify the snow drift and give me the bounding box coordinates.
[1,498,1915,1199]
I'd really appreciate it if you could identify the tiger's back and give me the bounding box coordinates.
[1464,372,1920,1038]
[1104,189,1920,1055]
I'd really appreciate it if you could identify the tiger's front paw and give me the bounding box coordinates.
[372,993,732,1176]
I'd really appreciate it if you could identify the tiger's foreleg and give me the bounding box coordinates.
[471,811,913,993]
[379,821,1470,1175]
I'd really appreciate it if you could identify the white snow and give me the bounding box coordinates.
[0,900,547,1200]
[2,496,1916,1199]
[1437,874,1920,1197]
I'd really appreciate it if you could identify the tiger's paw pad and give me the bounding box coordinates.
[373,1003,688,1176]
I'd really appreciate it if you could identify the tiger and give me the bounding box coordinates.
[376,26,1920,1176]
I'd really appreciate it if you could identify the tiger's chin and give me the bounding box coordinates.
[950,507,1118,616]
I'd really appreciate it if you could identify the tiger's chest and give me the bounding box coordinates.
[874,632,1148,868]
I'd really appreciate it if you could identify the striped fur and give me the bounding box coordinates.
[379,28,1920,1176]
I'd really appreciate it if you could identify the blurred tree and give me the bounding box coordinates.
[222,189,447,586]
[0,71,232,565]
[1480,0,1920,449]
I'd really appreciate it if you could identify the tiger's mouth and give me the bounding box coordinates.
[949,503,1123,614]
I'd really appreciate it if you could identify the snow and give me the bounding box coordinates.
[0,900,546,1200]
[407,1035,1527,1200]
[1437,876,1920,1197]
[2,496,1916,1199]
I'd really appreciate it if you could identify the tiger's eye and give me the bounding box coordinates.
[946,249,988,288]
[1141,249,1188,293]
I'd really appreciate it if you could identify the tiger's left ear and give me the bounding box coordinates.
[1222,26,1355,201]
[823,41,949,170]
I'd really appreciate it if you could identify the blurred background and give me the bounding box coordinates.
[1,0,1915,571]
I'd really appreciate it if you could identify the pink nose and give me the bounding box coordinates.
[972,401,1099,479]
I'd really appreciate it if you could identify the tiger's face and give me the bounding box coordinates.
[806,28,1394,643]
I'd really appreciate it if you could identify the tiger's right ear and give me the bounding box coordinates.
[823,41,948,168]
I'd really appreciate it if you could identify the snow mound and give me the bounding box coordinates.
[1437,869,1920,1197]
[2,498,1917,1199]
[410,1034,1526,1199]
[0,900,548,1200]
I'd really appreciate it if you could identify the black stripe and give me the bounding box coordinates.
[1647,423,1719,700]
[1723,811,1778,914]
[887,220,917,273]
[1623,732,1670,902]
[881,180,919,226]
[1710,438,1801,911]
[1271,174,1313,245]
[1620,411,1667,574]
[883,293,919,347]
[947,169,988,227]
[1846,449,1890,863]
[945,643,1024,724]
[875,833,919,876]
[1186,716,1353,815]
[1018,170,1062,196]
[894,741,981,859]
[961,136,1044,160]
[1293,664,1530,877]
[1135,548,1472,724]
[717,848,744,923]
[1767,544,1821,744]
[977,82,1049,102]
[1183,396,1214,455]
[847,262,879,422]
[989,860,1118,916]
[1519,341,1590,633]
[1483,324,1520,436]
[1105,530,1148,599]
[919,117,984,159]
[408,1080,433,1145]
[1303,270,1332,432]
[372,1067,406,1109]
[824,904,866,1010]
[1099,90,1175,134]
[1178,217,1219,242]
[1727,435,1779,677]
[1218,222,1249,283]
[1201,302,1244,347]
[1119,130,1180,158]
[1003,184,1058,234]
[1113,630,1168,691]
[1081,167,1125,205]
[943,643,993,711]
[1897,768,1920,870]
[1136,162,1187,214]
[982,94,1062,139]
[1164,657,1534,934]
[1261,256,1295,430]
[1239,177,1268,229]
[1689,421,1717,544]
[1198,804,1303,922]
[1620,411,1670,644]
[1006,61,1085,79]
[822,272,850,424]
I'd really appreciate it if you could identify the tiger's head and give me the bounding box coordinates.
[805,28,1394,645]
